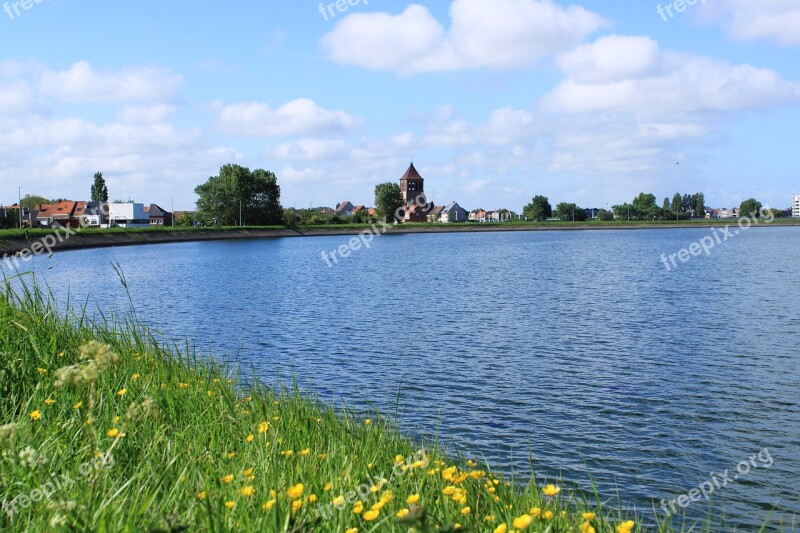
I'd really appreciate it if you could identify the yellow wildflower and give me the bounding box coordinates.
[406,494,420,504]
[581,522,597,533]
[197,491,207,500]
[318,453,328,460]
[512,514,533,530]
[353,501,364,514]
[583,512,596,521]
[333,495,345,506]
[258,421,269,433]
[345,529,358,533]
[307,494,318,503]
[106,428,120,438]
[226,452,236,459]
[224,501,235,509]
[493,524,508,533]
[246,434,254,443]
[298,448,311,456]
[443,486,456,495]
[44,398,55,406]
[262,499,276,511]
[542,510,554,520]
[239,486,255,497]
[117,388,127,396]
[291,499,302,513]
[616,520,635,533]
[362,509,379,521]
[286,483,304,499]
[221,475,234,484]
[461,507,471,515]
[29,410,41,421]
[243,468,254,476]
[37,368,47,375]
[132,373,140,380]
[542,484,561,497]
[530,507,541,517]
[324,482,333,492]
[396,508,410,519]
[364,419,372,425]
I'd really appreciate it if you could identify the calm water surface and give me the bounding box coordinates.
[10,227,800,530]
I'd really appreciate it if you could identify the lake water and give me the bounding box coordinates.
[7,227,800,530]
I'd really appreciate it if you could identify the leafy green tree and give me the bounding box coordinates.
[174,212,198,227]
[662,198,670,211]
[374,182,405,223]
[739,198,762,218]
[21,195,52,209]
[523,195,552,221]
[90,172,109,203]
[632,193,662,220]
[195,164,283,226]
[597,209,614,221]
[671,193,682,215]
[554,202,586,221]
[692,192,705,218]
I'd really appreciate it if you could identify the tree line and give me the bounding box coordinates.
[523,192,772,222]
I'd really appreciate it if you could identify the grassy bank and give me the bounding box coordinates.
[0,276,762,532]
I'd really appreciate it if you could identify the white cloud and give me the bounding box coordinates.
[116,104,177,124]
[39,61,182,103]
[696,0,800,46]
[321,0,607,75]
[216,98,358,137]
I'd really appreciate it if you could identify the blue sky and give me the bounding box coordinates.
[1,0,798,211]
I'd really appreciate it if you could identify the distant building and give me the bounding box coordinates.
[793,194,800,218]
[145,204,173,226]
[335,201,355,217]
[399,162,433,222]
[35,201,85,228]
[440,202,469,223]
[584,208,600,220]
[108,203,149,228]
[428,205,445,223]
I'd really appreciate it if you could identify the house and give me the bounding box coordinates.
[335,201,355,217]
[584,208,600,220]
[440,202,469,223]
[145,204,173,226]
[428,205,445,223]
[78,202,105,227]
[108,203,149,228]
[793,194,800,218]
[715,208,739,219]
[399,162,434,222]
[470,209,488,222]
[352,205,366,214]
[35,201,82,228]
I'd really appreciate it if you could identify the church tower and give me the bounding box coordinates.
[399,162,426,205]
[399,162,432,222]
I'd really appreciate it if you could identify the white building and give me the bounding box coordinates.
[108,203,149,228]
[793,194,800,218]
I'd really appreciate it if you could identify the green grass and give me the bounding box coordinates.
[0,274,780,532]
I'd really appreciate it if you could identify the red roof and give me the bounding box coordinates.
[400,162,424,182]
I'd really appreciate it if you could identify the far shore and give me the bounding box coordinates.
[1,220,798,257]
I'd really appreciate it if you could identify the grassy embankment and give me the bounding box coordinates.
[0,274,756,532]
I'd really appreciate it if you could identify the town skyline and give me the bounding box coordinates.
[1,1,798,211]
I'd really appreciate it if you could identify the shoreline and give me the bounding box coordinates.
[1,220,798,257]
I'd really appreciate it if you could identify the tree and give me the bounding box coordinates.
[194,164,283,226]
[374,182,405,223]
[21,194,52,209]
[174,212,198,227]
[662,198,670,211]
[692,193,706,218]
[739,198,762,219]
[632,192,662,220]
[523,195,552,221]
[90,172,109,203]
[597,209,614,221]
[671,193,682,216]
[554,202,586,221]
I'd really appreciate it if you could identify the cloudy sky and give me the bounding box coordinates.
[1,0,798,211]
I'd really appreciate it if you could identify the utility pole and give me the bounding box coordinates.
[18,187,22,229]
[239,199,242,227]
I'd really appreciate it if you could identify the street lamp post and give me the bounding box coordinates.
[17,187,23,229]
